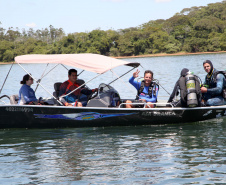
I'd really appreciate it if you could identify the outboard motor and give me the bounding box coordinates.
[185,72,198,107]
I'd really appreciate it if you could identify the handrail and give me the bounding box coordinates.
[118,102,174,108]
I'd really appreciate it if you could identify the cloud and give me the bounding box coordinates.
[26,23,37,28]
[155,0,171,2]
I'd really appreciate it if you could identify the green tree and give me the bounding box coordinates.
[148,31,169,53]
[3,50,14,62]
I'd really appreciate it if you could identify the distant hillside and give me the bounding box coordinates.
[0,0,225,62]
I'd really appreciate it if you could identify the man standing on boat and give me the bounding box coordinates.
[59,69,98,107]
[201,60,226,106]
[125,69,158,108]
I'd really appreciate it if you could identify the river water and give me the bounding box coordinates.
[0,53,226,184]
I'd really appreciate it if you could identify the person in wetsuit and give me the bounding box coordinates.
[201,60,226,106]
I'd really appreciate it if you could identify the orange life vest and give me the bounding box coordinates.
[65,80,81,95]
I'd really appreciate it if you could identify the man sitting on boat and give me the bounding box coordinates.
[201,60,226,106]
[125,69,158,108]
[59,69,98,107]
[18,74,45,105]
[167,68,202,107]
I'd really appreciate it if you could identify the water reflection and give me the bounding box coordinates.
[1,119,225,184]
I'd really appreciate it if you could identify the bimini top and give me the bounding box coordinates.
[15,53,140,74]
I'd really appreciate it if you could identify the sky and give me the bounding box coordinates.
[0,0,224,34]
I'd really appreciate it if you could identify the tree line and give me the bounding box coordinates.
[0,0,225,62]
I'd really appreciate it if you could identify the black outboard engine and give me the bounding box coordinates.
[86,83,120,107]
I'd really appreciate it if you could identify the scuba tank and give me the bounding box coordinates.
[185,72,198,107]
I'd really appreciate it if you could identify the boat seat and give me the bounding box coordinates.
[76,79,86,88]
[53,82,62,98]
[10,94,19,105]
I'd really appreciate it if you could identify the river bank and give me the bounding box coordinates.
[114,51,226,59]
[1,51,226,64]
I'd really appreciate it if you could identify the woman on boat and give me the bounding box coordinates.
[125,69,158,108]
[18,74,43,105]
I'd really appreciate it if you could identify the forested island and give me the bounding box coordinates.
[0,1,225,62]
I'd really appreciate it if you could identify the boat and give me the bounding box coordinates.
[0,53,226,129]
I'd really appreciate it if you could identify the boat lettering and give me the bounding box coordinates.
[142,111,176,116]
[5,107,33,112]
[203,110,212,117]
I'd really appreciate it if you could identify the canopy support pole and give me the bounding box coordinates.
[35,63,49,92]
[17,63,63,105]
[39,63,60,79]
[0,63,14,95]
[78,70,84,76]
[109,69,135,91]
[139,64,171,95]
[61,64,84,76]
[108,67,136,85]
[61,64,68,70]
[60,73,103,99]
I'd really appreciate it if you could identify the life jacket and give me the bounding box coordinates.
[65,80,80,95]
[210,70,226,98]
[178,74,201,107]
[204,68,217,88]
[212,70,226,84]
[137,81,159,99]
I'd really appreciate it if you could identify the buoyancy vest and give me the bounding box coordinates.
[137,81,159,98]
[204,69,217,88]
[178,74,201,107]
[209,70,226,98]
[65,80,80,95]
[212,70,226,84]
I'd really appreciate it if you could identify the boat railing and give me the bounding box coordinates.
[118,102,174,108]
[0,99,7,105]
